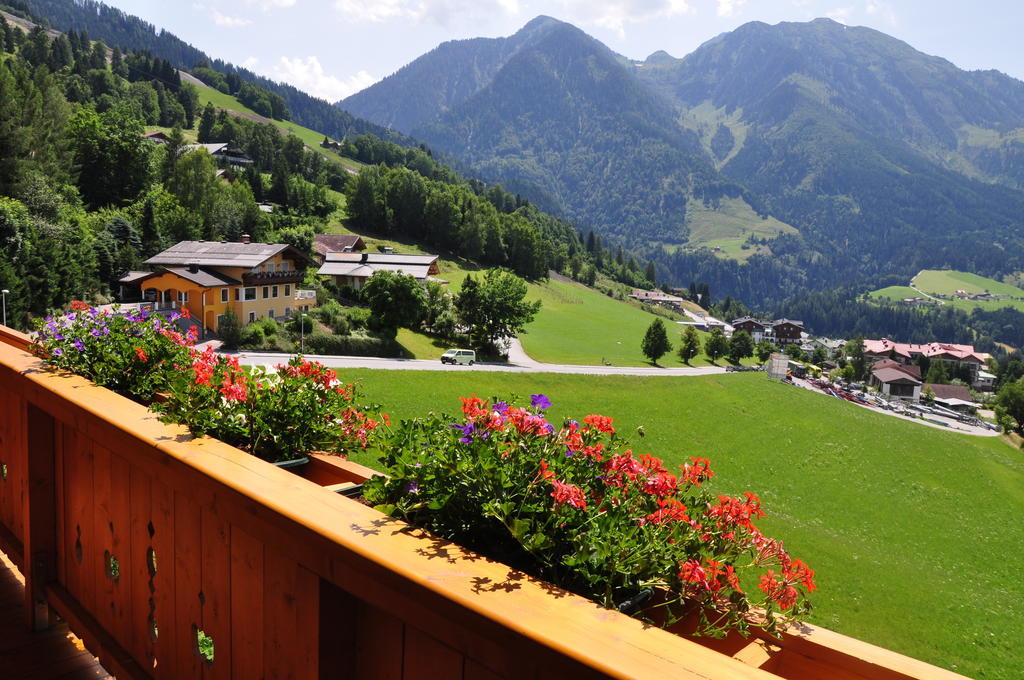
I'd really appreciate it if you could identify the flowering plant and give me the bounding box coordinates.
[30,301,196,402]
[363,394,815,637]
[153,349,383,462]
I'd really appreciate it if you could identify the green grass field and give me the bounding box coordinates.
[682,197,797,262]
[867,270,1024,313]
[866,285,926,302]
[194,83,365,174]
[341,370,1022,679]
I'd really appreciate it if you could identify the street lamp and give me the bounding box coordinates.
[1,289,8,327]
[300,312,307,355]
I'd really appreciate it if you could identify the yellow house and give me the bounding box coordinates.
[126,240,317,333]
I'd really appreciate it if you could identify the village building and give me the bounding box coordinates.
[317,251,440,290]
[862,338,989,387]
[182,142,254,167]
[120,239,316,333]
[312,234,367,264]
[868,361,923,401]
[770,319,804,345]
[629,289,685,309]
[731,317,768,342]
[923,383,975,411]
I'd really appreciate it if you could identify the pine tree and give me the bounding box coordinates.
[641,318,671,365]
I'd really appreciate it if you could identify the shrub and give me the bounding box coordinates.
[30,301,195,402]
[364,394,815,637]
[303,333,401,357]
[218,309,243,349]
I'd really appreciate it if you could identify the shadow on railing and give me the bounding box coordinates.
[0,325,967,680]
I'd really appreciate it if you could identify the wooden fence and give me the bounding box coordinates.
[0,329,966,680]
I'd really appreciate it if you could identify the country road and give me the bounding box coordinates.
[233,337,727,377]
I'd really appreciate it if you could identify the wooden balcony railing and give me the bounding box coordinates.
[0,326,967,680]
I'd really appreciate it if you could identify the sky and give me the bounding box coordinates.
[98,0,1024,104]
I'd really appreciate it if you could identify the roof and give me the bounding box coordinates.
[144,241,312,269]
[872,359,921,380]
[731,316,767,327]
[630,289,683,303]
[118,270,153,284]
[317,261,433,279]
[313,234,366,257]
[772,318,804,327]
[872,367,922,385]
[324,252,437,266]
[924,383,972,402]
[863,338,985,363]
[132,266,241,288]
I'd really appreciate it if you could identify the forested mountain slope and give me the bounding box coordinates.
[342,16,1024,305]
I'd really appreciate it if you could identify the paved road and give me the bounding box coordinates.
[235,337,727,377]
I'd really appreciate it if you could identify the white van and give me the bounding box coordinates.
[441,349,476,365]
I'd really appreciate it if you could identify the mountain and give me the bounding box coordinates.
[340,17,1024,303]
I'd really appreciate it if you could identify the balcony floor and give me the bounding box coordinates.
[0,551,112,679]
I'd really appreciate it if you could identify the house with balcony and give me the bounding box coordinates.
[770,319,804,345]
[121,238,316,333]
[731,317,768,342]
[317,251,440,290]
[863,338,988,385]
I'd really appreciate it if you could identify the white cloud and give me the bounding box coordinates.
[244,0,298,10]
[270,55,379,101]
[242,56,260,69]
[717,0,747,18]
[332,0,519,25]
[865,0,896,24]
[211,9,252,26]
[826,6,852,23]
[557,0,690,38]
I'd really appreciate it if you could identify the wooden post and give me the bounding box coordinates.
[24,404,57,630]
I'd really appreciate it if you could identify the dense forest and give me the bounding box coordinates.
[0,6,655,332]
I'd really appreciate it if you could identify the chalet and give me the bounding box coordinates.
[630,289,684,308]
[731,317,768,342]
[863,338,988,383]
[869,363,922,401]
[771,319,804,346]
[312,234,367,264]
[140,130,171,144]
[120,239,316,333]
[317,251,440,290]
[182,142,253,167]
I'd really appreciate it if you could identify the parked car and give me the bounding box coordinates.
[441,349,476,365]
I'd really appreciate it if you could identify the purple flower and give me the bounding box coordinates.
[545,423,556,434]
[531,394,552,410]
[492,401,509,414]
[73,339,85,352]
[404,481,420,494]
[66,312,76,322]
[452,422,476,444]
[52,348,63,356]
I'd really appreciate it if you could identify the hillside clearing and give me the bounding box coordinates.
[342,370,1022,679]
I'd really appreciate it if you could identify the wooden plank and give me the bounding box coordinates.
[403,626,463,680]
[128,465,155,669]
[91,443,115,637]
[463,659,503,680]
[354,602,404,680]
[318,580,357,680]
[25,404,58,630]
[263,551,319,680]
[54,420,66,590]
[151,479,177,680]
[229,525,264,680]
[108,453,133,648]
[0,384,16,539]
[174,488,203,679]
[200,498,232,680]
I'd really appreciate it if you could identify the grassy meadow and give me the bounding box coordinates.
[194,83,365,174]
[868,270,1024,313]
[343,370,1023,679]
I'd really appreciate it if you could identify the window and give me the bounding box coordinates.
[284,307,291,317]
[179,291,188,303]
[262,286,269,299]
[244,287,256,301]
[266,263,275,273]
[221,288,228,303]
[280,261,290,271]
[284,284,291,297]
[248,312,256,323]
[267,309,275,319]
[272,285,279,298]
[216,314,224,329]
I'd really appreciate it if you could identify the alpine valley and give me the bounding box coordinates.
[341,16,1024,306]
